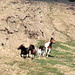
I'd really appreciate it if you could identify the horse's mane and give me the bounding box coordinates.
[29,44,35,50]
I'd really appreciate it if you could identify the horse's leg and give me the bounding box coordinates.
[38,53,41,57]
[46,48,51,57]
[28,51,31,58]
[38,49,41,57]
[20,54,25,58]
[20,53,24,57]
[42,50,44,57]
[33,55,36,59]
[49,48,51,53]
[31,54,35,59]
[27,54,29,57]
[47,48,51,55]
[45,47,48,53]
[46,52,48,57]
[43,51,45,57]
[45,47,49,57]
[20,53,22,57]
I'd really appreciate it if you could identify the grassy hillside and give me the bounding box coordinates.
[0,0,75,75]
[0,41,75,75]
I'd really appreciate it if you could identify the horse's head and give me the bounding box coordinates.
[29,44,35,50]
[39,45,46,50]
[17,44,25,50]
[50,37,55,44]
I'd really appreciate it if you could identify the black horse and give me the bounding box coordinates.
[17,44,37,58]
[17,44,29,58]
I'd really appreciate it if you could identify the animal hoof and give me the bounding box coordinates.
[46,55,48,57]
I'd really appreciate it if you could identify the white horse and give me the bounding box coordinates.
[37,46,46,57]
[44,37,55,57]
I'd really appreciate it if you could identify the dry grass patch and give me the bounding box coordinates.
[53,64,75,75]
[61,43,75,50]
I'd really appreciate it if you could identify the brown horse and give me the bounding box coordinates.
[28,44,37,58]
[44,37,55,57]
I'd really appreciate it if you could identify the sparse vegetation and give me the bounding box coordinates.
[36,40,46,48]
[0,39,75,75]
[0,0,75,75]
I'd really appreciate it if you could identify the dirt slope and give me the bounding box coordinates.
[0,0,75,49]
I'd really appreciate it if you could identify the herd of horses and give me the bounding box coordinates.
[17,37,55,59]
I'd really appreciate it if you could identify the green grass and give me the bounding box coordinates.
[59,45,71,50]
[4,41,75,75]
[33,59,64,75]
[35,40,75,67]
[36,40,46,48]
[35,41,75,74]
[64,42,75,47]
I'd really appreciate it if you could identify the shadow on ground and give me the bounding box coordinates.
[48,55,54,57]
